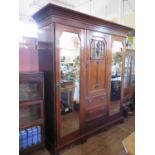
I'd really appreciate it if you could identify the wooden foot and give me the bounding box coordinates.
[104,127,109,131]
[81,139,87,144]
[53,148,60,155]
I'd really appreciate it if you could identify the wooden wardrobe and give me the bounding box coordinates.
[33,4,133,155]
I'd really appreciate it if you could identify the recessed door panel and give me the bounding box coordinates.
[86,31,107,96]
[98,61,106,89]
[87,61,105,95]
[87,61,96,94]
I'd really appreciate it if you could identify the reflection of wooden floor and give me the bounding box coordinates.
[109,101,121,116]
[61,111,79,137]
[30,116,135,155]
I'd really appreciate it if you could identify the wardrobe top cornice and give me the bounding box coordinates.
[33,3,134,34]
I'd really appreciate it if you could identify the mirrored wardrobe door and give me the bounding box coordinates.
[109,39,124,116]
[59,32,80,137]
[55,24,85,140]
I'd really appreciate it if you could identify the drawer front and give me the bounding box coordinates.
[85,94,107,123]
[86,94,106,108]
[85,105,107,122]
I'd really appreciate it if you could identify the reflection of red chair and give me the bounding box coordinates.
[19,48,39,72]
[19,37,38,72]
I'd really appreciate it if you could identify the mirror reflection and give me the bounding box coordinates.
[131,54,135,85]
[59,32,80,137]
[110,41,123,115]
[124,53,131,88]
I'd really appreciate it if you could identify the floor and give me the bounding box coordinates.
[30,116,135,155]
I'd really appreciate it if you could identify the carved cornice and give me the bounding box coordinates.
[32,3,134,34]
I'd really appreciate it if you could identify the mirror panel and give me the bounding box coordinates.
[59,32,80,137]
[110,41,123,116]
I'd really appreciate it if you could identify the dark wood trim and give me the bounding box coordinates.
[19,120,44,131]
[19,100,43,107]
[19,143,44,155]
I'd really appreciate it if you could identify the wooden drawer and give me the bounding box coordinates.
[85,105,107,122]
[86,94,106,108]
[85,94,107,124]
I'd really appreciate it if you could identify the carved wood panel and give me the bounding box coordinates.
[87,60,105,95]
[86,30,107,96]
[85,95,107,128]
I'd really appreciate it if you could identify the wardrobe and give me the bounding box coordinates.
[33,4,133,154]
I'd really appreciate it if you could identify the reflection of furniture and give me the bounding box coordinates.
[19,72,44,154]
[111,78,121,101]
[33,4,133,155]
[122,132,135,155]
[123,49,135,113]
[60,80,74,113]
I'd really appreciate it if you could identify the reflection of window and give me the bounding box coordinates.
[59,31,80,137]
[59,32,80,82]
[91,40,105,59]
[59,32,80,111]
[60,32,80,49]
[111,41,123,78]
[109,41,123,115]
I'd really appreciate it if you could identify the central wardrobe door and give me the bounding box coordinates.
[55,24,85,142]
[85,30,109,128]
